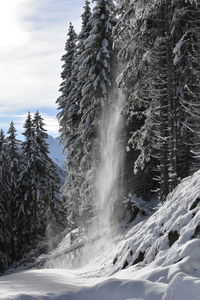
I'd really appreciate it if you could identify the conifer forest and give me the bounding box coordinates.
[1,1,200,299]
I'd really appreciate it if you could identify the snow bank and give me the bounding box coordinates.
[0,269,165,300]
[115,170,200,271]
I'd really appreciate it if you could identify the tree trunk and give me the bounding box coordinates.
[165,0,177,192]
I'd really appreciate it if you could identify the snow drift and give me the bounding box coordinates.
[115,170,200,272]
[1,171,200,299]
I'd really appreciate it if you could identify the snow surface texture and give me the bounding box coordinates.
[1,171,200,299]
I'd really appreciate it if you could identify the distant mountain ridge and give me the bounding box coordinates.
[46,136,66,168]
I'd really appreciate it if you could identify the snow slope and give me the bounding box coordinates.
[1,171,200,299]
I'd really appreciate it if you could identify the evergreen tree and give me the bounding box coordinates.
[0,130,11,270]
[57,1,117,228]
[0,113,64,270]
[57,22,77,143]
[115,0,161,200]
[31,111,50,236]
[115,0,200,201]
[77,0,117,222]
[115,0,178,201]
[6,122,21,260]
[19,113,35,250]
[174,1,200,177]
[59,1,92,228]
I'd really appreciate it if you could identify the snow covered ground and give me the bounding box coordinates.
[1,171,200,299]
[0,268,164,300]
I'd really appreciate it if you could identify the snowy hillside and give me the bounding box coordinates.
[46,136,65,168]
[1,171,200,299]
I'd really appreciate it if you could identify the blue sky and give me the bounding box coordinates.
[0,0,84,138]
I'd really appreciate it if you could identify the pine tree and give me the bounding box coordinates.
[174,1,200,178]
[0,113,64,269]
[77,0,117,222]
[57,1,117,228]
[115,0,161,200]
[115,0,178,201]
[0,130,11,270]
[146,1,177,200]
[19,113,35,250]
[6,122,21,260]
[31,111,50,237]
[57,22,77,143]
[59,1,92,229]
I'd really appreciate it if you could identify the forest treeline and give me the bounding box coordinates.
[0,112,65,271]
[57,0,200,229]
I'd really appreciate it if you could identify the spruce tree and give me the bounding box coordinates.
[174,1,200,177]
[57,1,116,228]
[57,23,77,143]
[115,0,178,201]
[59,1,92,228]
[31,111,50,236]
[6,122,21,260]
[115,0,161,200]
[78,0,117,221]
[0,130,11,270]
[19,112,35,249]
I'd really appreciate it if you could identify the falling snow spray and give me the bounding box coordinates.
[95,89,126,234]
[81,89,126,263]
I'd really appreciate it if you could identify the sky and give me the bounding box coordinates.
[0,0,83,138]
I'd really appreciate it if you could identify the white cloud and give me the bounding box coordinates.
[4,112,59,138]
[0,0,82,134]
[40,114,60,137]
[0,0,30,50]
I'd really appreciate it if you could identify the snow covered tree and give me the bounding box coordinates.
[173,1,200,177]
[115,0,178,201]
[57,22,77,143]
[17,112,64,253]
[31,111,50,236]
[146,1,177,200]
[60,1,92,228]
[0,113,64,269]
[0,130,11,270]
[22,112,34,159]
[77,0,117,222]
[6,122,22,260]
[57,0,117,228]
[115,0,161,199]
[18,113,35,250]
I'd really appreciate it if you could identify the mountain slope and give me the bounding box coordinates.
[46,136,66,168]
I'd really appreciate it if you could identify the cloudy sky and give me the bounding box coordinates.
[0,0,83,138]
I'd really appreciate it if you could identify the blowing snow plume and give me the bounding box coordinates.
[81,89,126,263]
[95,89,126,235]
